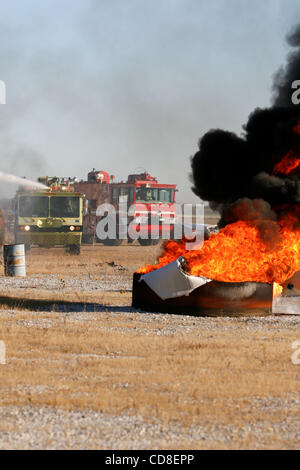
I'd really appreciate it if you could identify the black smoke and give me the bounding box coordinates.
[191,107,300,205]
[191,24,300,235]
[272,24,300,107]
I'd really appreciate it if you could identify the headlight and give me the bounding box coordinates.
[69,226,75,231]
[25,225,31,232]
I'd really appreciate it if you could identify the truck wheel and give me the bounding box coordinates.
[102,239,123,246]
[82,234,94,244]
[67,244,81,255]
[138,239,160,246]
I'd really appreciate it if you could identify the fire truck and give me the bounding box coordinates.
[73,170,178,246]
[15,177,84,254]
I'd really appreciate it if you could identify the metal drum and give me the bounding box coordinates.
[3,244,26,277]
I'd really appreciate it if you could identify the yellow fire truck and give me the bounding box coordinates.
[15,177,84,254]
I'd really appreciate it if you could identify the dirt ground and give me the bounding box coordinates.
[0,242,299,450]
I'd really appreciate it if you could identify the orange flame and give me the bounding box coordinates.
[273,151,300,175]
[138,211,300,285]
[273,283,283,298]
[273,120,300,175]
[293,121,300,134]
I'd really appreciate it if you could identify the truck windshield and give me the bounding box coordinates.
[19,196,49,218]
[50,197,80,218]
[135,187,174,203]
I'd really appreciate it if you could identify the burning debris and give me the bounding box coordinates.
[134,24,300,315]
[139,257,211,301]
[132,263,273,315]
[273,272,300,315]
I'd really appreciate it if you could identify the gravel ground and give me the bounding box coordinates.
[0,274,131,293]
[1,307,300,333]
[0,307,299,449]
[0,245,299,450]
[0,397,299,450]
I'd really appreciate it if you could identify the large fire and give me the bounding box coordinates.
[138,120,300,284]
[138,210,300,284]
[273,122,300,175]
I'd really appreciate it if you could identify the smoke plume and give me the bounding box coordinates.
[191,23,300,247]
[191,107,300,206]
[272,24,300,107]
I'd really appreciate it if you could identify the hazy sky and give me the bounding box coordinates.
[0,0,300,202]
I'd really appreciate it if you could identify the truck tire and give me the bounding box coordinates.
[82,234,94,244]
[102,239,123,246]
[67,244,81,255]
[138,239,160,246]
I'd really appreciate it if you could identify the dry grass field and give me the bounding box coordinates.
[0,241,299,449]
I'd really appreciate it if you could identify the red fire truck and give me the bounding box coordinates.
[73,170,178,246]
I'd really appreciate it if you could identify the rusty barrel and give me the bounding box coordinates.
[3,244,26,277]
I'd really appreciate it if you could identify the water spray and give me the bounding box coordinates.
[0,170,47,190]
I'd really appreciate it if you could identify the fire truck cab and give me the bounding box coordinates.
[15,177,84,254]
[74,170,177,245]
